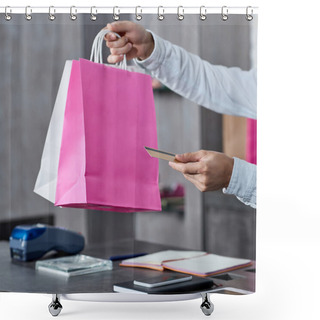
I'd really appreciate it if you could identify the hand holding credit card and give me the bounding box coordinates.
[144,146,180,162]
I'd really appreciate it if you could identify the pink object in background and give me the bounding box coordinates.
[55,59,161,212]
[246,118,257,165]
[160,184,185,198]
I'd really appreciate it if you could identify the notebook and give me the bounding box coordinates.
[114,275,215,294]
[163,254,252,277]
[120,250,252,277]
[120,250,207,271]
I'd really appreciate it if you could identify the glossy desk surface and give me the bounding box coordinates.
[0,240,255,295]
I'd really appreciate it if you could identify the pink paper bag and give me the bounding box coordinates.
[55,59,161,212]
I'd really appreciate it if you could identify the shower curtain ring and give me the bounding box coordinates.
[200,6,207,21]
[4,6,12,21]
[90,6,97,21]
[158,6,164,21]
[221,6,228,21]
[113,6,120,21]
[25,6,32,21]
[70,6,77,21]
[135,6,142,21]
[48,6,56,21]
[246,6,253,21]
[177,6,184,21]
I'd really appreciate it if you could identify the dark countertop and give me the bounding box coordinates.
[0,240,255,294]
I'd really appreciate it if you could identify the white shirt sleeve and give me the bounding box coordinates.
[135,32,257,119]
[135,32,257,208]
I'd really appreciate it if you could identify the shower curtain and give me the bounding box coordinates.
[0,7,257,317]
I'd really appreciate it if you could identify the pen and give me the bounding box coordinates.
[109,253,148,261]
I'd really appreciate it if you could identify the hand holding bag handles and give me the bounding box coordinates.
[90,28,127,69]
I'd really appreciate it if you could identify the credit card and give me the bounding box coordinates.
[144,146,177,162]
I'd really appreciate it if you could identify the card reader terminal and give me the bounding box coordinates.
[10,224,85,261]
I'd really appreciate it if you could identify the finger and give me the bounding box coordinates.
[183,174,203,191]
[183,173,197,184]
[169,161,201,174]
[106,21,135,34]
[104,32,118,42]
[110,42,132,55]
[175,150,206,163]
[107,54,124,64]
[106,35,129,49]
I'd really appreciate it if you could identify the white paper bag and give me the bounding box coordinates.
[34,61,72,203]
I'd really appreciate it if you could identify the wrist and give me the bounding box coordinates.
[137,32,154,61]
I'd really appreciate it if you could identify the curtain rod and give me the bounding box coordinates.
[0,6,258,18]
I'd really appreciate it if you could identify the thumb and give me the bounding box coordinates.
[175,150,206,163]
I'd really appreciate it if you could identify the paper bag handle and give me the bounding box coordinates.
[90,28,127,70]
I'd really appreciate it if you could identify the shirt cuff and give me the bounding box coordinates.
[223,157,256,208]
[134,31,166,71]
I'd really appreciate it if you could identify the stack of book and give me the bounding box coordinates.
[113,250,252,294]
